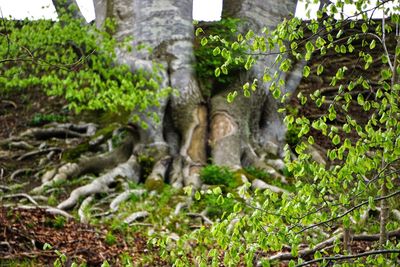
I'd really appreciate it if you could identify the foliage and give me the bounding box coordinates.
[160,0,400,266]
[0,13,170,127]
[194,18,246,94]
[200,164,241,188]
[30,113,68,126]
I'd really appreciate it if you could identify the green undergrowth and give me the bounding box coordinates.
[200,164,295,192]
[29,113,68,126]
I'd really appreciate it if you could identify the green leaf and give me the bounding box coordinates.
[303,66,311,77]
[215,67,221,77]
[317,64,324,75]
[195,27,204,36]
[245,56,253,70]
[201,37,208,46]
[305,41,314,54]
[308,136,314,144]
[357,94,364,105]
[227,91,238,103]
[212,47,221,56]
[361,23,368,33]
[231,42,240,50]
[195,191,201,200]
[340,44,346,53]
[314,251,322,259]
[369,39,376,49]
[332,134,340,145]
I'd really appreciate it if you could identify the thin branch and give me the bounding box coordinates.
[295,189,400,234]
[295,249,400,267]
[264,228,400,263]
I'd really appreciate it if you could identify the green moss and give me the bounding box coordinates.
[61,123,121,162]
[144,177,164,192]
[62,142,91,162]
[138,155,155,181]
[242,166,272,183]
[92,122,120,138]
[200,165,240,188]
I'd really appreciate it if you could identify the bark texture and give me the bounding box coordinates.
[44,0,302,210]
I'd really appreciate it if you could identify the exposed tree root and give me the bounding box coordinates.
[57,155,140,210]
[1,140,34,150]
[78,196,94,223]
[32,136,134,194]
[1,204,73,218]
[17,147,61,161]
[251,179,289,194]
[21,123,97,140]
[10,168,35,180]
[1,193,39,206]
[109,189,146,212]
[124,211,149,224]
[174,202,188,216]
[187,212,213,225]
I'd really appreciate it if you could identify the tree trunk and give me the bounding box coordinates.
[47,0,300,209]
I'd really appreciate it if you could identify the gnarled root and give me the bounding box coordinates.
[58,155,140,210]
[32,136,134,194]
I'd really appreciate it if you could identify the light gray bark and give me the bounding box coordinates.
[93,0,206,188]
[52,0,86,22]
[50,0,303,205]
[208,0,298,167]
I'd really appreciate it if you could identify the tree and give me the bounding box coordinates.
[27,0,300,210]
[2,0,400,265]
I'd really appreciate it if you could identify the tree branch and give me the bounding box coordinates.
[295,189,400,234]
[295,249,400,267]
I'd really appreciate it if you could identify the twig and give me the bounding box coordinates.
[265,229,400,263]
[187,212,213,225]
[295,189,400,234]
[10,168,34,180]
[0,100,17,108]
[2,193,38,206]
[17,147,61,161]
[267,234,342,262]
[1,204,73,218]
[295,249,400,267]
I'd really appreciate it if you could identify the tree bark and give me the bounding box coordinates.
[49,0,301,207]
[92,0,299,183]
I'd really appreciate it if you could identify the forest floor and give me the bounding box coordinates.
[0,30,395,266]
[0,89,173,266]
[0,81,376,267]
